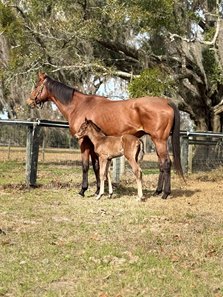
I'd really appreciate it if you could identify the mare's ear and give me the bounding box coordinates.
[38,72,47,80]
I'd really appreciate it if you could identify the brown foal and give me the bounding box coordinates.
[76,119,144,200]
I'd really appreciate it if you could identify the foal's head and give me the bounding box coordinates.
[76,119,104,139]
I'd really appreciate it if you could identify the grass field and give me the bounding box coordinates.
[0,158,223,297]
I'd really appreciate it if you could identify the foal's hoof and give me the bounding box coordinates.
[96,195,102,200]
[108,193,113,199]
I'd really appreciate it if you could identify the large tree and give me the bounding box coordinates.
[0,0,223,132]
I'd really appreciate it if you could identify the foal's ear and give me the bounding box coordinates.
[85,117,88,122]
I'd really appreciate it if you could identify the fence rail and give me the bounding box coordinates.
[0,118,70,128]
[0,119,223,186]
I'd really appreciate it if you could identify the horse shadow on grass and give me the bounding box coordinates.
[110,183,154,200]
[100,182,198,201]
[170,188,200,199]
[0,179,198,202]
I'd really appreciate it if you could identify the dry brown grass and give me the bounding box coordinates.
[0,146,158,163]
[0,156,223,297]
[0,147,82,163]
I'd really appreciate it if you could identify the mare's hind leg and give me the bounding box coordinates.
[162,159,172,199]
[153,139,171,199]
[154,163,164,195]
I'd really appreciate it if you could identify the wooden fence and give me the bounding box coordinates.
[0,119,223,186]
[180,131,223,173]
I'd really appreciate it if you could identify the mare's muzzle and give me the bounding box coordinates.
[26,97,37,108]
[26,84,45,108]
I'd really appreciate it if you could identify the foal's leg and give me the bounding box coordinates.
[96,158,108,200]
[126,156,143,201]
[106,160,113,198]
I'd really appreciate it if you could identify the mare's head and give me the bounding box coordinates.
[76,118,103,139]
[27,72,50,108]
[27,72,75,109]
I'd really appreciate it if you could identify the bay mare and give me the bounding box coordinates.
[76,118,145,201]
[27,72,184,199]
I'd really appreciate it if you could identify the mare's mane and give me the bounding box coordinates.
[45,76,75,104]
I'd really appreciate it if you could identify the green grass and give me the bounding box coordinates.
[0,161,223,296]
[142,168,159,175]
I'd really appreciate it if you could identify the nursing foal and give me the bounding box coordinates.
[76,119,144,201]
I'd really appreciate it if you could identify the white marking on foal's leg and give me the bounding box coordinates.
[96,159,107,200]
[136,177,144,202]
[96,180,104,200]
[107,161,113,198]
[107,172,113,198]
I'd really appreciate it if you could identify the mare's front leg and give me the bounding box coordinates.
[90,149,100,196]
[79,138,90,197]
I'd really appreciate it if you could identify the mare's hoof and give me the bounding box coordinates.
[153,190,162,196]
[79,190,85,197]
[161,193,170,199]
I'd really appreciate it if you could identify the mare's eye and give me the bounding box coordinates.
[34,79,41,88]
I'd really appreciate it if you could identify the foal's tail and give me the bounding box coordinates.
[169,101,185,181]
[136,139,145,163]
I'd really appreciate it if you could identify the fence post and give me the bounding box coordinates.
[42,137,45,162]
[112,156,125,183]
[181,136,189,174]
[188,136,193,173]
[112,157,121,183]
[26,124,40,187]
[7,139,11,160]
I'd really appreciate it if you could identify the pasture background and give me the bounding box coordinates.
[0,147,223,297]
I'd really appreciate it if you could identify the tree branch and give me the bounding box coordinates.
[213,99,223,115]
[44,62,137,79]
[95,39,139,64]
[168,17,220,46]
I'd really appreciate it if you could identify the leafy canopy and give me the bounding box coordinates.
[128,67,175,97]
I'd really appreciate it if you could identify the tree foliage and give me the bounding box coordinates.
[0,0,223,132]
[128,67,175,98]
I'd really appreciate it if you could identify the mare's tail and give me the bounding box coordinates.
[168,101,185,181]
[136,139,145,163]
